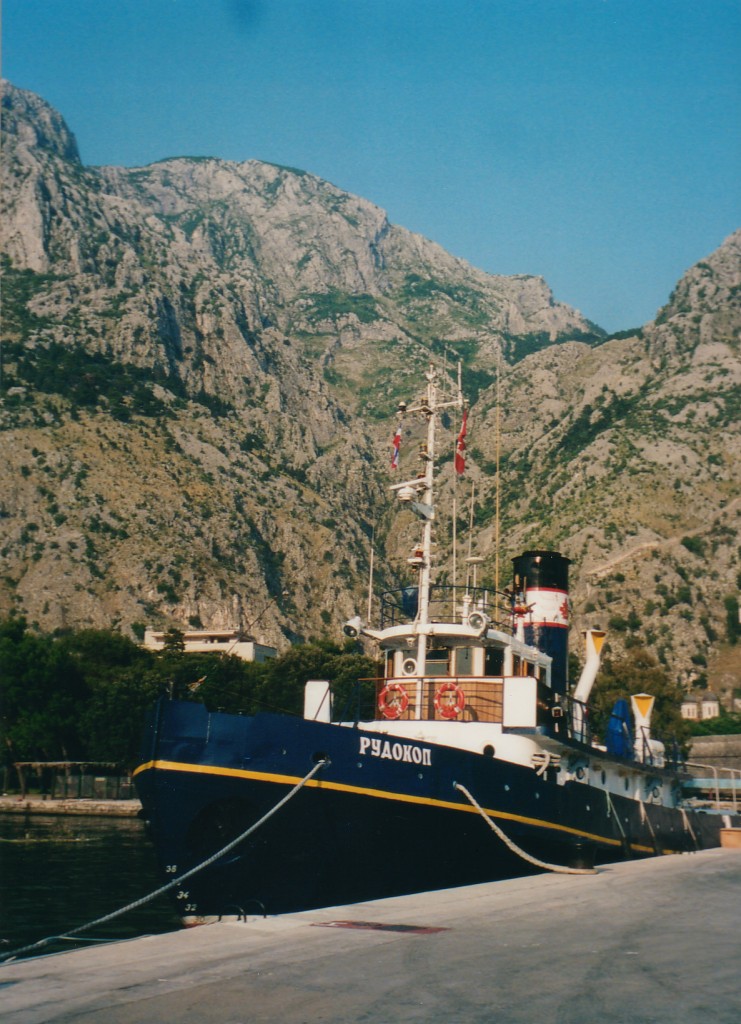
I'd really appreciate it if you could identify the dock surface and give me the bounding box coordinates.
[3,849,740,1024]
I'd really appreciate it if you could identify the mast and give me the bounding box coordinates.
[495,352,502,595]
[415,369,436,627]
[390,362,464,719]
[366,526,375,624]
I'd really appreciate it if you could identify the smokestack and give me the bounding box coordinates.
[512,550,571,695]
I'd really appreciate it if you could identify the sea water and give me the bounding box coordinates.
[0,813,181,959]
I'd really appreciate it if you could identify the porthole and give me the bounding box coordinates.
[504,784,510,792]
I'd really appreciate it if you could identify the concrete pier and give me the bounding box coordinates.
[0,798,140,817]
[3,849,740,1024]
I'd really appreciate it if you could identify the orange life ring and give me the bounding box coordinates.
[434,682,465,720]
[378,682,409,720]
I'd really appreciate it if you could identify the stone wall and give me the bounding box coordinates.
[688,734,741,771]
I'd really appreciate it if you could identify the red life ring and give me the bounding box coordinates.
[434,682,465,720]
[378,682,409,720]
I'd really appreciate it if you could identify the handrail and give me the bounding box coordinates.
[562,697,687,772]
[379,583,511,628]
[344,675,508,725]
[684,761,741,812]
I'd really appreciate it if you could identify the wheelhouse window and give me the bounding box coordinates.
[456,647,474,676]
[425,648,450,676]
[484,647,504,676]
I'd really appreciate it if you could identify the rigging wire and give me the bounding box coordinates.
[366,524,375,625]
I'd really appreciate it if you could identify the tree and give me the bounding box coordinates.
[57,628,160,766]
[80,663,163,764]
[162,627,186,654]
[688,711,741,737]
[0,620,380,781]
[176,652,265,714]
[0,618,91,766]
[59,627,148,678]
[588,647,691,754]
[253,641,378,718]
[1,619,162,771]
[153,640,378,719]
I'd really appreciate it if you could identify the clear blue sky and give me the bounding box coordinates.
[4,0,740,332]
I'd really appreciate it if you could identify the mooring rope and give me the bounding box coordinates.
[454,782,597,876]
[605,789,627,841]
[679,806,699,850]
[638,798,661,854]
[0,759,328,965]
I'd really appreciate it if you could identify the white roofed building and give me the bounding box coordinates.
[143,628,277,663]
[681,690,721,721]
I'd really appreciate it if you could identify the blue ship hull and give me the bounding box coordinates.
[134,698,736,919]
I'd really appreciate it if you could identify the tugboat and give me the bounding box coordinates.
[134,365,740,922]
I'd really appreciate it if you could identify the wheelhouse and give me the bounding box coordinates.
[374,583,552,726]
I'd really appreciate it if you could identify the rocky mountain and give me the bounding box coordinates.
[467,227,741,692]
[1,80,739,697]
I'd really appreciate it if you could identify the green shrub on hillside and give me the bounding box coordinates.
[304,291,380,324]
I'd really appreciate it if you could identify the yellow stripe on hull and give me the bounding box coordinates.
[134,758,663,855]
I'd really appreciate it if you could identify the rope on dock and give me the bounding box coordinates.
[638,798,660,854]
[454,782,597,876]
[605,789,628,841]
[679,806,699,850]
[0,759,328,965]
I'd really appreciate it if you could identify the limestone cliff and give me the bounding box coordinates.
[1,80,739,695]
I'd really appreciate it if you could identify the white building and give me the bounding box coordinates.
[681,690,721,721]
[143,628,277,663]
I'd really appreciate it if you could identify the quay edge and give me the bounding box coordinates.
[0,797,141,817]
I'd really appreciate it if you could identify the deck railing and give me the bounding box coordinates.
[379,584,511,629]
[335,676,506,723]
[683,761,741,811]
[562,699,686,771]
[375,675,505,723]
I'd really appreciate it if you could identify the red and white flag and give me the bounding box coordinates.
[454,408,468,475]
[391,423,402,469]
